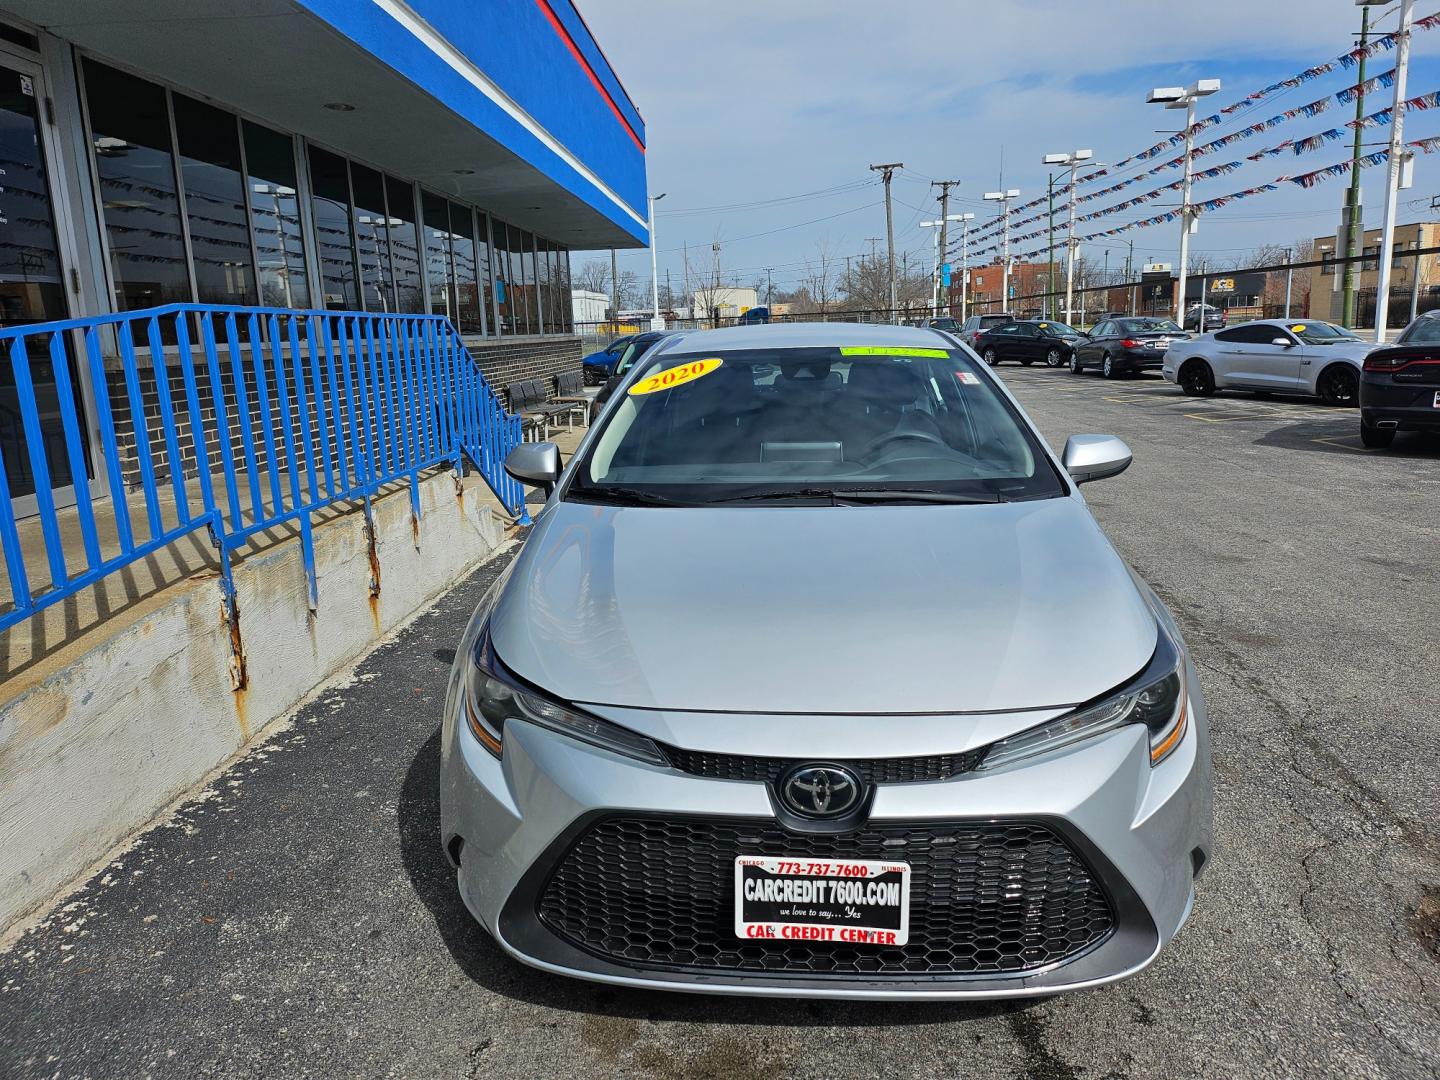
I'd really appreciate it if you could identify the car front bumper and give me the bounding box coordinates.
[438,664,1213,1000]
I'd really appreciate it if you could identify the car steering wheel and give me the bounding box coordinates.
[859,428,950,458]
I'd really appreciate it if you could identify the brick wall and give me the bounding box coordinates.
[463,334,582,400]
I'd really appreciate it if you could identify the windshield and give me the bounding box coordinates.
[1398,317,1440,344]
[614,337,660,377]
[569,345,1066,506]
[1034,321,1079,337]
[930,318,958,330]
[1287,322,1358,344]
[1118,318,1182,334]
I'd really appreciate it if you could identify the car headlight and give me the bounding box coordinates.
[978,624,1188,771]
[465,630,667,766]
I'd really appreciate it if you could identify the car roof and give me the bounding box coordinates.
[645,321,956,353]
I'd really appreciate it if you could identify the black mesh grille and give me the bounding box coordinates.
[536,816,1115,977]
[662,746,984,784]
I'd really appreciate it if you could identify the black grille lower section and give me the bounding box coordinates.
[535,816,1115,977]
[662,746,984,784]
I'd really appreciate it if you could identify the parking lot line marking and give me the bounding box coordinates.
[1310,435,1380,453]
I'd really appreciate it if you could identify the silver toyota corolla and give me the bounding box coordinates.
[440,322,1212,1000]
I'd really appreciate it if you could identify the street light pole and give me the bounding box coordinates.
[1342,4,1372,327]
[957,213,975,321]
[1149,79,1221,324]
[1044,149,1096,325]
[1373,0,1416,344]
[984,189,1020,312]
[648,192,666,330]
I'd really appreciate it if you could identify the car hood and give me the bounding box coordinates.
[489,497,1158,714]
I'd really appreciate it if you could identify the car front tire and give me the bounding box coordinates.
[1069,353,1083,375]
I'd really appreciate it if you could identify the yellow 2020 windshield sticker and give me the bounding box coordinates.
[839,347,949,358]
[628,357,723,396]
[1291,324,1307,332]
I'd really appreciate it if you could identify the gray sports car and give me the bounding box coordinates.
[440,322,1212,999]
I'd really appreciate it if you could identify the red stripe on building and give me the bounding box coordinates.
[533,0,644,152]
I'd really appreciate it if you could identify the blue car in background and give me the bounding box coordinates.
[582,334,639,385]
[737,306,770,325]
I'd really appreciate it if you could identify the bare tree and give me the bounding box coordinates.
[799,238,838,316]
[688,234,728,327]
[575,258,610,294]
[614,268,641,309]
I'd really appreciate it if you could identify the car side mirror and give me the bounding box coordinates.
[1062,434,1133,485]
[504,442,561,494]
[1272,337,1294,347]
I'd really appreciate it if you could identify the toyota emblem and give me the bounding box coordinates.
[779,764,862,818]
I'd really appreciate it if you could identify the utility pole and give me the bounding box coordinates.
[871,162,903,322]
[1149,79,1222,324]
[1342,5,1372,328]
[933,180,959,314]
[765,267,773,308]
[1126,238,1135,316]
[1373,0,1415,344]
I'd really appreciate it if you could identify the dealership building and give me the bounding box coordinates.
[0,0,647,508]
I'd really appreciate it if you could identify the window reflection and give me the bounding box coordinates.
[307,145,356,310]
[350,162,394,313]
[518,228,537,334]
[422,191,454,320]
[243,121,308,309]
[385,176,423,314]
[173,94,256,307]
[449,200,484,334]
[83,59,191,311]
[0,63,68,326]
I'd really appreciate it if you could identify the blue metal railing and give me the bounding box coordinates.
[0,304,528,670]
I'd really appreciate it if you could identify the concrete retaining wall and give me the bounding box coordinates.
[0,470,506,932]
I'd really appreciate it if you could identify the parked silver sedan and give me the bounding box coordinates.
[440,322,1212,999]
[1162,318,1375,404]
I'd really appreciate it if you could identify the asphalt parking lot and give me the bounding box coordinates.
[2,366,1437,1079]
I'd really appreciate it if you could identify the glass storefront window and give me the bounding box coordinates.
[242,121,308,309]
[475,212,495,332]
[535,238,553,335]
[82,59,191,311]
[518,228,538,335]
[385,176,423,314]
[307,145,356,310]
[491,218,514,334]
[349,162,394,313]
[558,246,573,332]
[449,200,483,334]
[421,191,454,320]
[0,63,67,326]
[173,93,256,307]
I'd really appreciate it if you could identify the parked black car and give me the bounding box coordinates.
[973,319,1084,367]
[1071,317,1188,378]
[1184,304,1226,333]
[926,316,960,333]
[1359,310,1440,447]
[958,312,1015,349]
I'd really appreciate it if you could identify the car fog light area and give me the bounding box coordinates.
[465,631,667,765]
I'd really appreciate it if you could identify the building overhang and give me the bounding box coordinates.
[7,0,648,248]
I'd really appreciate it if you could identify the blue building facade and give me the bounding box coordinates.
[0,0,646,511]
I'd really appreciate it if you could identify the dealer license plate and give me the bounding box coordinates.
[1148,339,1170,349]
[734,856,910,947]
[1433,390,1440,408]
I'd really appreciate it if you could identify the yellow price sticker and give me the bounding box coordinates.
[839,347,949,358]
[1291,324,1306,332]
[628,357,723,396]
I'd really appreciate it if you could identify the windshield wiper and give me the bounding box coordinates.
[707,487,1004,505]
[566,486,688,507]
